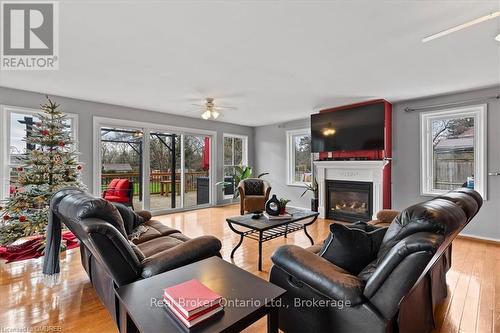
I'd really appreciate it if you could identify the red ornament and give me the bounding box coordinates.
[41,130,50,136]
[3,214,10,221]
[17,166,23,172]
[58,141,65,147]
[18,215,27,222]
[77,165,83,171]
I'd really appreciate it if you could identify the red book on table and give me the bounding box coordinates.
[163,279,222,319]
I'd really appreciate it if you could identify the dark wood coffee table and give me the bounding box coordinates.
[226,208,319,270]
[116,257,285,333]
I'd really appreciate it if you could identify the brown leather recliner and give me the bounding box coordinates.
[238,178,271,215]
[48,188,222,326]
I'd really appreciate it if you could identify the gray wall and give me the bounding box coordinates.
[254,118,313,209]
[255,86,500,240]
[393,85,500,240]
[0,86,254,205]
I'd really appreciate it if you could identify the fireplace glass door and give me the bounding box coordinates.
[326,180,373,222]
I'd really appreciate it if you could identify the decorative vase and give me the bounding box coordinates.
[311,198,319,212]
[265,194,280,216]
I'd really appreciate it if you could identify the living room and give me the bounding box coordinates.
[0,1,499,333]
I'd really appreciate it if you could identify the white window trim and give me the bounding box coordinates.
[222,133,248,199]
[420,104,487,199]
[223,133,248,166]
[93,116,217,213]
[0,105,78,199]
[286,128,312,187]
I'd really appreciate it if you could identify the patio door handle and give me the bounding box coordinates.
[488,172,500,176]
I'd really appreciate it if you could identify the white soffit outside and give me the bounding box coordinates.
[0,0,499,126]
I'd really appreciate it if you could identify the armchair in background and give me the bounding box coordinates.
[238,178,271,215]
[102,178,134,207]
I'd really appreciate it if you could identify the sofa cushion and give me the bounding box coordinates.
[130,220,181,244]
[129,240,146,262]
[112,203,147,234]
[319,222,386,275]
[244,179,264,195]
[136,236,184,257]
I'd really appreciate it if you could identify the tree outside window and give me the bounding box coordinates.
[420,105,487,199]
[287,129,312,186]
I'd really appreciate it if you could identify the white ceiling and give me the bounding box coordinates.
[1,0,499,126]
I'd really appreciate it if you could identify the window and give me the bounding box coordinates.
[420,104,487,199]
[223,134,248,195]
[286,129,312,186]
[0,105,78,199]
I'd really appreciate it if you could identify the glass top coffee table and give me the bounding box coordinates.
[226,208,319,271]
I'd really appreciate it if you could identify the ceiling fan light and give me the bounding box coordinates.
[201,110,211,120]
[211,110,220,119]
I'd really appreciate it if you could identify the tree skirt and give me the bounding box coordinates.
[0,231,79,263]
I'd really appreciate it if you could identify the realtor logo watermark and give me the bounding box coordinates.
[1,1,59,70]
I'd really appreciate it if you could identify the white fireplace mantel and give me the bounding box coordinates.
[313,160,388,219]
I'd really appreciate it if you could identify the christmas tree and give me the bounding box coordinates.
[0,97,85,246]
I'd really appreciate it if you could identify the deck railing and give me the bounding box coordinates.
[101,171,209,195]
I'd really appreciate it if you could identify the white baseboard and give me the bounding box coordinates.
[458,232,500,244]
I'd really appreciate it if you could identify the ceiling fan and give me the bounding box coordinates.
[192,97,237,120]
[422,11,500,43]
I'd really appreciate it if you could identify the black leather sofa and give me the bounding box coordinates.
[270,188,482,333]
[48,188,222,325]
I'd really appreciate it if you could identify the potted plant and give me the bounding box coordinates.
[278,198,291,215]
[300,178,318,212]
[215,166,269,199]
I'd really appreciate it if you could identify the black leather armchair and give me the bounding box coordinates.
[270,188,482,333]
[50,188,222,325]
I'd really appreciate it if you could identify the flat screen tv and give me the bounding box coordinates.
[311,103,385,153]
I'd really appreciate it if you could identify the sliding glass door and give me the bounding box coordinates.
[149,131,181,211]
[100,127,144,210]
[183,134,211,208]
[96,119,214,214]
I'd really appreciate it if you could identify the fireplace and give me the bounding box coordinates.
[326,180,373,222]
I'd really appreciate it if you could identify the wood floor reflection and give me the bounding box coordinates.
[1,204,499,332]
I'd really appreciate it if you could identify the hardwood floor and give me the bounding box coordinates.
[1,204,499,333]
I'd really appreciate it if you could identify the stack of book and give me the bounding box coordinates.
[163,279,223,328]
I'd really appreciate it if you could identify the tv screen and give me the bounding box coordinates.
[311,103,385,153]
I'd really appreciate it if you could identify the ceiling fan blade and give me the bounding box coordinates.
[215,105,238,110]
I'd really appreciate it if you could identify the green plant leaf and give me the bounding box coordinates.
[257,172,269,178]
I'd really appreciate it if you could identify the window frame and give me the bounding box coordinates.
[419,104,487,199]
[223,133,248,170]
[0,104,79,199]
[222,133,248,198]
[286,128,312,187]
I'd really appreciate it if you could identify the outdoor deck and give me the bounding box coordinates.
[132,191,201,211]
